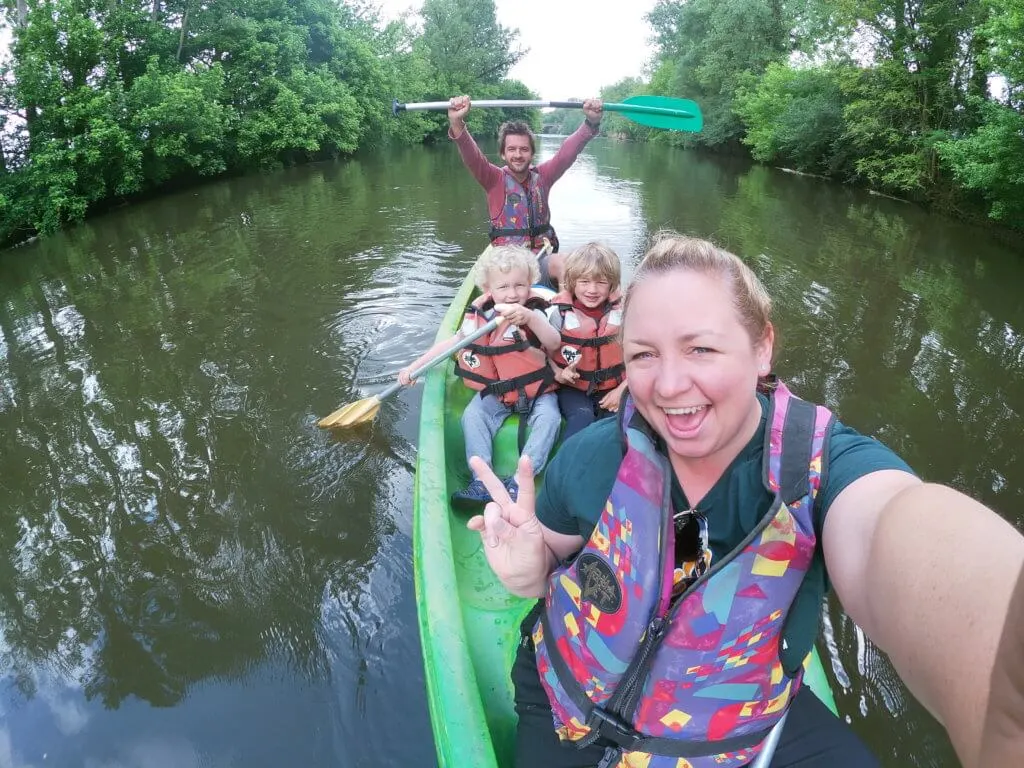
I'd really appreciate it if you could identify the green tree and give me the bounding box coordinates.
[981,0,1024,100]
[937,99,1024,221]
[833,0,984,197]
[735,62,854,174]
[0,0,536,244]
[646,0,801,148]
[127,58,232,183]
[598,77,653,140]
[418,0,524,94]
[415,0,532,140]
[721,0,1024,224]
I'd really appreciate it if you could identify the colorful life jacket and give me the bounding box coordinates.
[488,168,559,253]
[454,291,556,411]
[550,291,624,395]
[533,382,833,768]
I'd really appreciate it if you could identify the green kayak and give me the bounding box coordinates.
[412,269,838,767]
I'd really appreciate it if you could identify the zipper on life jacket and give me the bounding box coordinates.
[613,614,667,720]
[598,459,674,727]
[617,496,790,724]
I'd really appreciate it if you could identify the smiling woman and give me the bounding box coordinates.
[465,232,1024,768]
[621,244,774,487]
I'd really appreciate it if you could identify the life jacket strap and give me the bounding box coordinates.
[579,363,625,383]
[560,331,619,348]
[489,223,552,238]
[454,367,496,388]
[579,363,625,397]
[512,367,554,451]
[481,365,553,402]
[577,704,776,758]
[597,746,622,768]
[465,337,533,356]
[455,366,555,430]
[574,702,777,758]
[587,708,641,750]
[488,227,559,252]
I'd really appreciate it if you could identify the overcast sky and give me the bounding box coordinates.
[379,0,659,100]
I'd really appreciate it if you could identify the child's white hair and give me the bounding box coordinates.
[473,245,540,291]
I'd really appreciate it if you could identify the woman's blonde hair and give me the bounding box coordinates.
[623,232,773,345]
[562,242,621,296]
[473,245,540,291]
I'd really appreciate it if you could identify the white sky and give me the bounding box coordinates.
[378,0,659,100]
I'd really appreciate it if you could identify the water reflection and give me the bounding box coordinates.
[0,134,1021,767]
[0,158,439,766]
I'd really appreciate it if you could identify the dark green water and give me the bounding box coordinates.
[0,135,1021,767]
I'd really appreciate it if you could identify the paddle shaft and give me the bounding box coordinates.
[748,711,788,768]
[392,99,696,120]
[375,316,503,402]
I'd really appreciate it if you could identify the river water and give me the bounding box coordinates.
[0,134,1021,767]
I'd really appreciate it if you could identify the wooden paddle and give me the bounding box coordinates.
[392,94,704,133]
[317,315,503,429]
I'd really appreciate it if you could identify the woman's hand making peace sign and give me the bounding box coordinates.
[465,455,553,598]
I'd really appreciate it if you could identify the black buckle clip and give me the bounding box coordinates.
[514,391,531,414]
[589,708,640,750]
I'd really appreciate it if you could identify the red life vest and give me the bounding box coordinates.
[454,291,556,410]
[550,292,624,394]
[488,168,559,253]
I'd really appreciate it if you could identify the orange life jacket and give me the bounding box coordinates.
[550,291,624,394]
[454,292,556,410]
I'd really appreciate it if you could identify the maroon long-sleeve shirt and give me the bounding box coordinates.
[449,122,600,225]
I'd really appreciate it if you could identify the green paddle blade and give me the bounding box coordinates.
[605,95,704,133]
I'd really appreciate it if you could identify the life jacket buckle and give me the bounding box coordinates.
[514,391,531,414]
[596,745,622,768]
[588,707,641,750]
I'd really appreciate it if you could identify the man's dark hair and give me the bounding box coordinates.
[498,121,536,153]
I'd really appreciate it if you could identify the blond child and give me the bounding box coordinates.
[543,243,627,441]
[399,246,561,506]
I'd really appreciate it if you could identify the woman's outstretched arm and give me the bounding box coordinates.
[824,473,1024,767]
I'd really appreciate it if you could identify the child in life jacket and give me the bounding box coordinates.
[398,245,562,507]
[545,242,627,441]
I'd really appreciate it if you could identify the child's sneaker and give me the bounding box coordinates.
[502,476,520,503]
[451,479,492,508]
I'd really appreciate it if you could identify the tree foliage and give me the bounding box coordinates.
[644,0,801,149]
[937,98,1024,222]
[0,0,536,245]
[735,63,853,176]
[641,0,1024,227]
[3,0,1023,241]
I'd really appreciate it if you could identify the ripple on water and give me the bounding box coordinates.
[321,239,473,393]
[317,465,427,767]
[820,606,851,691]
